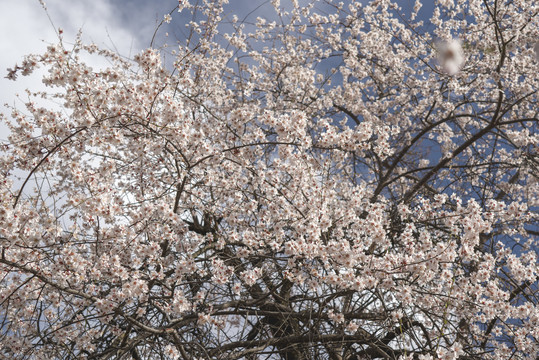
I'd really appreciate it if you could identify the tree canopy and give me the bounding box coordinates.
[1,0,538,359]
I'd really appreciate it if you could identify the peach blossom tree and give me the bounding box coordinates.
[1,0,538,359]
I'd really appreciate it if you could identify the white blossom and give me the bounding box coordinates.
[439,39,464,75]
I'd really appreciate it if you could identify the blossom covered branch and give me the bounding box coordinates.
[1,0,538,359]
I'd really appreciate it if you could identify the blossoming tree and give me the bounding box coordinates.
[1,0,538,359]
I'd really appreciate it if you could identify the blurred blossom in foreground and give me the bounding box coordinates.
[438,39,464,75]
